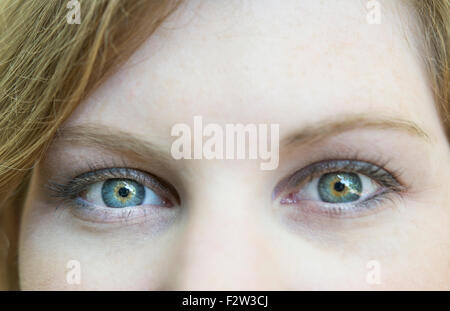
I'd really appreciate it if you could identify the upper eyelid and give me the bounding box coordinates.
[48,167,179,204]
[76,168,155,186]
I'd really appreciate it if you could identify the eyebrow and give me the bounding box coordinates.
[56,116,429,157]
[281,115,430,147]
[54,125,172,162]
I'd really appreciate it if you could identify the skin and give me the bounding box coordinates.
[19,0,449,290]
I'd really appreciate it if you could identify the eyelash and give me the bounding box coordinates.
[47,167,177,210]
[274,159,407,217]
[46,156,406,221]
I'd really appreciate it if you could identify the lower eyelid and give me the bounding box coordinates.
[72,205,145,223]
[279,189,399,219]
[68,199,178,224]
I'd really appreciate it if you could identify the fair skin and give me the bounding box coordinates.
[19,0,449,290]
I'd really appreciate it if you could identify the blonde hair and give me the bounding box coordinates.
[0,0,182,290]
[0,0,448,290]
[412,0,449,137]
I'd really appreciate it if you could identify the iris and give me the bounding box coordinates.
[318,172,362,203]
[101,178,145,208]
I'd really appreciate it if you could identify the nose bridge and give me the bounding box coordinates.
[167,176,279,290]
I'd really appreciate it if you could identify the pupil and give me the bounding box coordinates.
[118,187,130,197]
[334,181,346,192]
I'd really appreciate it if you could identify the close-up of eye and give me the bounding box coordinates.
[47,167,179,223]
[275,160,404,217]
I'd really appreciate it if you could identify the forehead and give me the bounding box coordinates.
[66,0,433,137]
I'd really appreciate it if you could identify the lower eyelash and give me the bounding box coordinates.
[69,199,146,223]
[53,194,163,224]
[289,189,403,219]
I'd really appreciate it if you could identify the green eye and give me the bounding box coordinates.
[101,179,145,208]
[318,172,362,203]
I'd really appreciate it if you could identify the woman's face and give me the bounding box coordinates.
[19,0,449,290]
